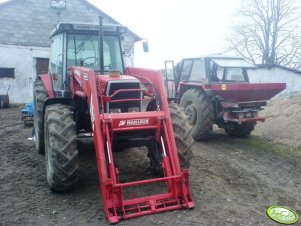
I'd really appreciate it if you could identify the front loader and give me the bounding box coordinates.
[33,18,194,223]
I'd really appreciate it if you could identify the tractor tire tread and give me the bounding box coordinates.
[224,123,255,138]
[44,104,78,192]
[33,79,48,154]
[169,102,194,168]
[180,88,214,141]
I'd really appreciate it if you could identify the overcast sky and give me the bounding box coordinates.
[0,0,241,69]
[89,0,241,69]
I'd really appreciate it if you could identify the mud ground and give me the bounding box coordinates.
[1,107,301,226]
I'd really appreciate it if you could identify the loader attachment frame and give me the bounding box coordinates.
[70,66,194,223]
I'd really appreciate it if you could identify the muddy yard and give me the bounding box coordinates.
[1,106,301,226]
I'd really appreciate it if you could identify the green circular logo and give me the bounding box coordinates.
[266,206,299,225]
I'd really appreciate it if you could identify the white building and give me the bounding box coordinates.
[248,65,301,97]
[0,0,140,103]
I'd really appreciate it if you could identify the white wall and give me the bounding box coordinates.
[248,67,301,97]
[0,44,50,104]
[0,37,135,104]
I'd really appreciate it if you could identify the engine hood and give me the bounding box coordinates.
[96,74,140,94]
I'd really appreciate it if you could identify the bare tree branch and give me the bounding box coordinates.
[226,0,301,70]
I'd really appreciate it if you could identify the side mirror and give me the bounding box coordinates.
[143,40,149,52]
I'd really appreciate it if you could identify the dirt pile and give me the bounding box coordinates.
[254,94,301,148]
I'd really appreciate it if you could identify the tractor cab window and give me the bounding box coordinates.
[209,58,251,83]
[67,34,123,73]
[180,60,193,81]
[209,61,247,83]
[209,62,222,82]
[49,35,63,90]
[224,68,245,81]
[190,59,206,81]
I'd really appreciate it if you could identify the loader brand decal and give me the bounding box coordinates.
[266,206,299,225]
[118,118,150,127]
[221,84,227,91]
[83,73,88,81]
[118,120,126,127]
[90,95,95,131]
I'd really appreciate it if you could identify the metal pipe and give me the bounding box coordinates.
[99,16,104,74]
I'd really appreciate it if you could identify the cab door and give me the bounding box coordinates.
[49,34,64,96]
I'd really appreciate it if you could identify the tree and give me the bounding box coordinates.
[227,0,301,69]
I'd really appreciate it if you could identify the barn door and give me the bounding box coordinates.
[35,58,49,76]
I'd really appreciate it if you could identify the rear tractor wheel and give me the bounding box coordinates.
[44,104,78,192]
[180,88,214,141]
[224,122,255,138]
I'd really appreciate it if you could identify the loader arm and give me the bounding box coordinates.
[70,66,194,223]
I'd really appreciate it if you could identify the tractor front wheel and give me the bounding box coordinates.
[180,88,214,141]
[169,102,194,168]
[44,104,78,192]
[224,122,255,138]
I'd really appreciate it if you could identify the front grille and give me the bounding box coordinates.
[106,80,141,113]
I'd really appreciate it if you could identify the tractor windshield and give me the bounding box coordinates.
[210,61,249,83]
[66,34,123,73]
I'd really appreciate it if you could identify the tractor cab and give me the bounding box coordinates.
[205,56,255,83]
[165,56,255,99]
[176,55,255,85]
[48,22,127,97]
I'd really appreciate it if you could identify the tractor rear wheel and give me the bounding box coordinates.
[180,88,214,141]
[224,123,255,138]
[169,102,194,168]
[44,104,78,192]
[33,79,48,154]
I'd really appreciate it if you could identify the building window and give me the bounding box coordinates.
[0,68,14,78]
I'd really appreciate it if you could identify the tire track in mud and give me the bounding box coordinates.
[190,132,301,225]
[1,108,301,226]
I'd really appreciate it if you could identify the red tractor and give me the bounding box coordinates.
[164,56,286,140]
[33,19,194,223]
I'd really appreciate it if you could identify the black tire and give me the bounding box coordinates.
[169,102,194,168]
[180,88,214,141]
[224,123,255,138]
[33,79,48,154]
[44,104,78,192]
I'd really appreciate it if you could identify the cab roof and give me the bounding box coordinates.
[50,22,131,38]
[181,55,255,68]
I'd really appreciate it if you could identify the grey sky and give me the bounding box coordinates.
[0,0,241,68]
[89,0,241,68]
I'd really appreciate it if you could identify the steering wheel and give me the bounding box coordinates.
[80,57,99,66]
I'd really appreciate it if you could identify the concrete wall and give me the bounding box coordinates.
[0,0,139,104]
[0,40,134,104]
[0,44,50,103]
[248,67,301,97]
